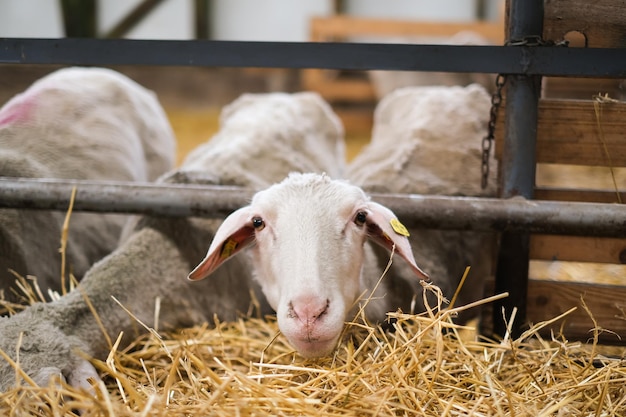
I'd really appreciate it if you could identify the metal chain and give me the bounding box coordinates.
[505,35,570,47]
[481,73,507,189]
[480,35,569,189]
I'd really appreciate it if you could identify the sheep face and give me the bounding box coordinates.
[189,173,428,358]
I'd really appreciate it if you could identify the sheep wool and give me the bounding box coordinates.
[0,67,176,300]
[181,91,345,188]
[349,84,496,196]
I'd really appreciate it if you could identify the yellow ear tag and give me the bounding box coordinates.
[390,218,410,237]
[221,239,238,259]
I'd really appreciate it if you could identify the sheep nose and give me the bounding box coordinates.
[288,297,330,326]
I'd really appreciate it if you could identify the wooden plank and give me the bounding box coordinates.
[530,235,626,263]
[310,16,505,43]
[542,77,624,100]
[526,280,626,343]
[301,70,376,102]
[481,279,626,344]
[534,187,625,203]
[495,98,626,166]
[544,0,626,48]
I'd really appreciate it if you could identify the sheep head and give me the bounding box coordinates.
[189,173,428,358]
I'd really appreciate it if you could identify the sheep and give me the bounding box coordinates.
[188,171,429,358]
[0,67,176,302]
[179,91,345,185]
[347,84,498,315]
[0,91,346,391]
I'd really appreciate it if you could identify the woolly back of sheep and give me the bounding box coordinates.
[348,84,497,197]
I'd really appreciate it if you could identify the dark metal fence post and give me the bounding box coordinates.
[493,0,544,339]
[60,0,97,38]
[195,0,210,39]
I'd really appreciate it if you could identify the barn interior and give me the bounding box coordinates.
[0,1,625,415]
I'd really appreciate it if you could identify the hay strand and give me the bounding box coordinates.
[2,278,625,416]
[592,93,622,204]
[59,186,78,295]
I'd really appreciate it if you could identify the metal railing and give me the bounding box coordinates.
[1,177,623,238]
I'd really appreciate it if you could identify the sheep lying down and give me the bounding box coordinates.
[189,172,429,358]
[0,66,176,300]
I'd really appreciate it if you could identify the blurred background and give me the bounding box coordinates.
[0,0,505,162]
[0,1,503,40]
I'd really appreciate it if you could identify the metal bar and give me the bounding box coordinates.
[500,80,541,198]
[1,38,625,77]
[0,178,248,219]
[333,0,347,14]
[60,0,97,38]
[194,0,210,40]
[493,0,544,340]
[0,178,624,237]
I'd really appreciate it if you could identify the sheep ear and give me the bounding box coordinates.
[188,207,255,281]
[364,202,430,280]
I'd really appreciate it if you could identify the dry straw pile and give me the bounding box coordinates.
[1,279,625,416]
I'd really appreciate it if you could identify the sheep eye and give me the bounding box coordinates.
[354,211,367,227]
[252,216,265,230]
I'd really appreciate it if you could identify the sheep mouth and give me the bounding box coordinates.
[288,335,340,358]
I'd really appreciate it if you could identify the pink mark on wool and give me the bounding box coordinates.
[0,95,37,126]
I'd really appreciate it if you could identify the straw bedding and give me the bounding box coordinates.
[1,279,625,416]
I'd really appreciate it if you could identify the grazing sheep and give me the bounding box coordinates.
[0,67,176,301]
[347,84,498,314]
[0,92,345,390]
[189,172,429,358]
